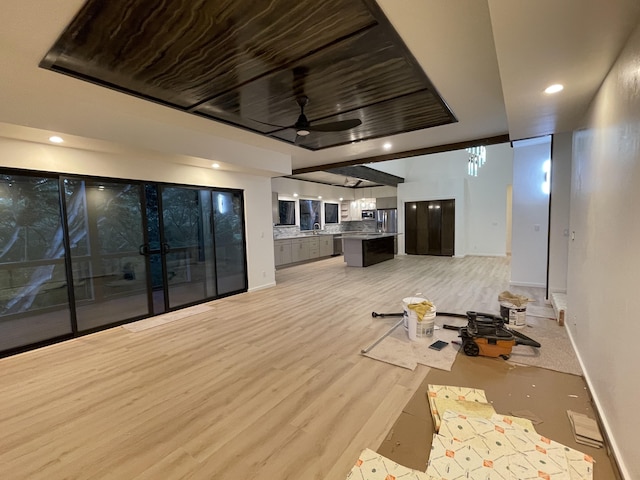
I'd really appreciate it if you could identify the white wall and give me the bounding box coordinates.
[548,133,572,294]
[510,137,551,287]
[272,177,357,204]
[465,144,513,256]
[567,21,640,480]
[0,137,276,292]
[272,177,397,203]
[396,143,513,257]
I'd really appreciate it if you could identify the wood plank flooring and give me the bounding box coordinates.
[0,254,532,479]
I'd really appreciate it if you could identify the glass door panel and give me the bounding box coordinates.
[213,190,247,295]
[144,184,167,315]
[64,179,150,331]
[161,186,216,309]
[0,174,73,351]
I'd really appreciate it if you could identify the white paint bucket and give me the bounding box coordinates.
[500,301,527,328]
[402,297,436,340]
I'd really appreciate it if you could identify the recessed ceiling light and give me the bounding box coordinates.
[383,142,392,150]
[293,193,298,197]
[544,84,564,94]
[318,196,322,199]
[339,197,343,201]
[211,163,220,169]
[49,136,64,144]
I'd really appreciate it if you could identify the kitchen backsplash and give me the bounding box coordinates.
[273,219,377,239]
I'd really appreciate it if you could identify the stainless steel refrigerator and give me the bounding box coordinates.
[376,208,397,253]
[376,208,397,233]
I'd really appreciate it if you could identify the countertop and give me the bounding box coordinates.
[334,233,400,240]
[274,232,400,240]
[274,233,337,240]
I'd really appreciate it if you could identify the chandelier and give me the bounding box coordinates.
[466,146,487,176]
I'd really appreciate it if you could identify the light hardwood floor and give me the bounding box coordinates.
[1,254,533,480]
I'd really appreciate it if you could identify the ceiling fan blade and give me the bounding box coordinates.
[249,118,292,131]
[307,118,362,132]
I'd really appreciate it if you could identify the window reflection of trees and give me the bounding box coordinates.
[214,191,246,293]
[0,175,69,315]
[299,199,320,231]
[0,172,248,353]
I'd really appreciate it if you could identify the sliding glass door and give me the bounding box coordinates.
[213,190,247,295]
[0,170,248,355]
[0,174,73,350]
[160,186,217,309]
[64,179,150,331]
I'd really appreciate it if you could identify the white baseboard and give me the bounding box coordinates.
[508,281,546,288]
[565,326,629,479]
[248,281,276,292]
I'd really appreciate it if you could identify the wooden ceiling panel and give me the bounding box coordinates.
[194,26,429,127]
[42,0,376,107]
[269,91,455,150]
[41,0,456,150]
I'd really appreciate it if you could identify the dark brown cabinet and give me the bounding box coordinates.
[404,199,455,256]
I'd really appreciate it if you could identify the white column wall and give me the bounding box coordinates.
[548,133,572,294]
[510,137,551,287]
[0,137,276,292]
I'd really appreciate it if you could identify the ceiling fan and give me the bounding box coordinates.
[254,95,362,138]
[253,67,362,139]
[288,95,362,137]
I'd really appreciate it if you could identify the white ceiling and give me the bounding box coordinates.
[0,0,639,177]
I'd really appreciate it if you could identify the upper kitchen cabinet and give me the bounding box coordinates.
[341,198,376,221]
[376,196,397,209]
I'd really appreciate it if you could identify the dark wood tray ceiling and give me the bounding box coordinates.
[40,0,456,151]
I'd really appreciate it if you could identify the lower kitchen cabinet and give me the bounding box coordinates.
[307,237,320,259]
[291,238,310,263]
[275,235,334,267]
[319,236,333,257]
[274,239,292,266]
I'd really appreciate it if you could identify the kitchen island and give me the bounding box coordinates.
[339,233,398,267]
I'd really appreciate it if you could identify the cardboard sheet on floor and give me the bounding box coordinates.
[428,409,594,480]
[510,408,544,425]
[378,355,618,480]
[377,412,431,471]
[345,448,435,480]
[362,326,460,371]
[433,397,496,425]
[494,414,537,432]
[427,384,489,431]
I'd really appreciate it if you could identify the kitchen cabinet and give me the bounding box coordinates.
[274,239,292,266]
[350,201,361,220]
[308,237,320,259]
[319,236,333,257]
[342,234,395,267]
[274,235,335,267]
[340,198,376,221]
[291,238,310,263]
[340,201,351,221]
